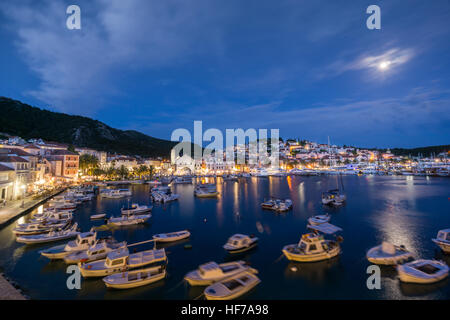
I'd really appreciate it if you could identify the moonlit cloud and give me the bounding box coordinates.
[323,48,415,79]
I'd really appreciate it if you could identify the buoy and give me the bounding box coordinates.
[290,266,298,272]
[203,218,207,223]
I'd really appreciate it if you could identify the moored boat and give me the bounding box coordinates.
[223,234,258,254]
[121,203,152,215]
[107,214,151,227]
[184,260,257,286]
[40,230,98,259]
[17,223,80,244]
[103,265,166,289]
[78,247,167,278]
[366,242,414,265]
[282,223,342,262]
[153,230,190,242]
[194,184,219,198]
[64,239,127,264]
[307,214,330,226]
[90,213,107,220]
[13,219,71,236]
[397,259,449,284]
[204,271,261,300]
[432,229,450,253]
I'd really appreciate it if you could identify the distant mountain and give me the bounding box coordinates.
[0,97,177,158]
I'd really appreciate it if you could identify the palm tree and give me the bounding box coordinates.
[147,165,155,179]
[118,165,128,179]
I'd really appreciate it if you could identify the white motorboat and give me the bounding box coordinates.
[101,189,132,199]
[194,184,219,198]
[64,239,127,264]
[223,234,258,254]
[162,193,179,203]
[204,271,261,300]
[40,230,98,259]
[251,168,269,177]
[78,247,166,278]
[153,230,190,242]
[171,176,192,184]
[261,198,292,212]
[261,199,276,210]
[282,223,342,262]
[121,203,152,215]
[103,265,166,289]
[90,213,107,220]
[222,174,239,182]
[13,219,71,236]
[184,260,257,286]
[16,223,80,244]
[432,229,450,253]
[107,214,151,226]
[308,214,330,226]
[30,211,73,224]
[397,259,449,284]
[366,242,414,265]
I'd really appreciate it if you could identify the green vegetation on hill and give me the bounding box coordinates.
[0,97,177,158]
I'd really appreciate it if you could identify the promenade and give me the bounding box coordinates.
[0,187,67,227]
[0,274,26,300]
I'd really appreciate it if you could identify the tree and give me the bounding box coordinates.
[147,165,155,179]
[118,165,128,179]
[67,144,78,154]
[79,154,99,175]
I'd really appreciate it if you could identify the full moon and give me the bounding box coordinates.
[379,61,391,70]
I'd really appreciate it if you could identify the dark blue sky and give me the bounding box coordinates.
[1,0,449,148]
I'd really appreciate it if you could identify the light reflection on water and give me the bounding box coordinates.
[0,175,448,300]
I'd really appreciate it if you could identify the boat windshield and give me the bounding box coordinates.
[220,265,239,273]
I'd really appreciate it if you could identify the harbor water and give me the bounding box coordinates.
[0,175,449,300]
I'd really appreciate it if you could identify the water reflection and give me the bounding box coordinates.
[399,278,449,297]
[284,257,340,285]
[0,177,448,300]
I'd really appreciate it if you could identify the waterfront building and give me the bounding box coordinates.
[0,164,15,201]
[45,150,79,179]
[0,155,30,198]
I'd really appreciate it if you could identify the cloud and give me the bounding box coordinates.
[0,0,230,113]
[321,48,415,80]
[131,87,450,147]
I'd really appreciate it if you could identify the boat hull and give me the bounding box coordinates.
[432,239,450,253]
[79,257,167,278]
[366,246,414,265]
[282,244,340,262]
[224,241,258,254]
[103,271,166,289]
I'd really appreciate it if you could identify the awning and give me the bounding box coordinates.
[307,223,342,234]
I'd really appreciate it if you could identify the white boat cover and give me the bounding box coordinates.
[381,242,396,255]
[307,223,342,234]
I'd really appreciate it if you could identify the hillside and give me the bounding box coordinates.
[0,97,177,158]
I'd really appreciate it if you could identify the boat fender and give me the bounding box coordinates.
[336,236,344,243]
[87,265,92,269]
